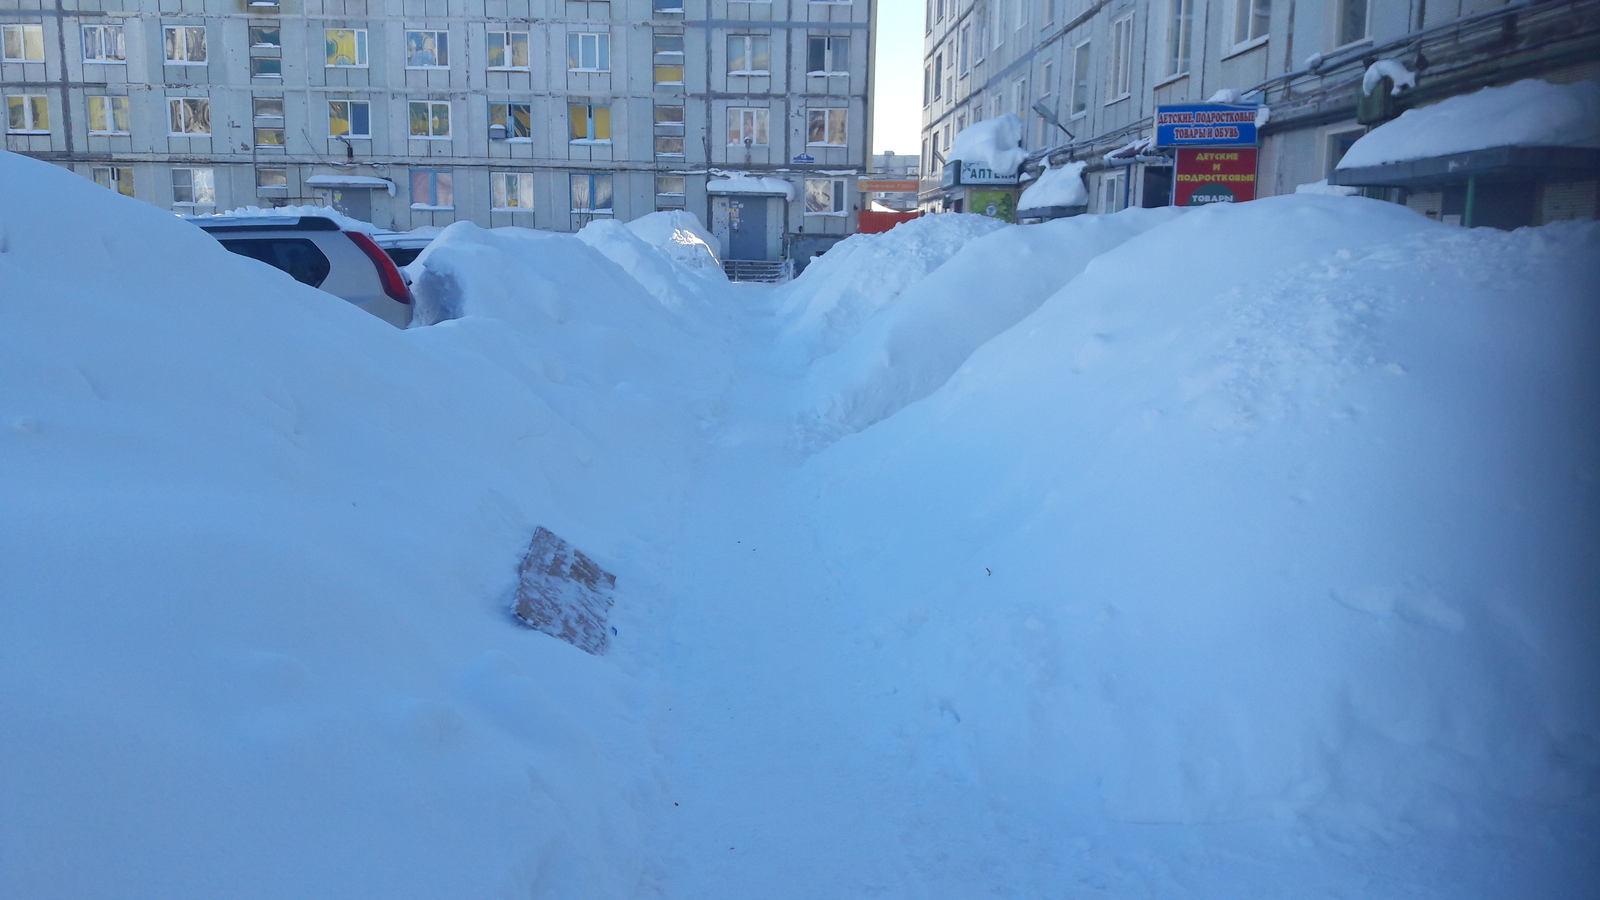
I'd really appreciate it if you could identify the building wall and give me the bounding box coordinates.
[919,0,1600,216]
[2,0,873,250]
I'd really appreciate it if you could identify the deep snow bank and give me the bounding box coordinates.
[0,151,724,899]
[797,196,1600,896]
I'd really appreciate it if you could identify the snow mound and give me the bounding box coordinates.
[1339,78,1600,168]
[624,209,724,271]
[774,212,1010,363]
[792,207,1180,449]
[1018,160,1088,210]
[576,217,730,311]
[799,195,1600,896]
[217,203,381,233]
[949,114,1028,176]
[0,149,722,899]
[1295,178,1361,195]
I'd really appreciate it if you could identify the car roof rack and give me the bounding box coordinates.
[183,215,342,232]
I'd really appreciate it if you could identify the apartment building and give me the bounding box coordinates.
[919,0,1600,217]
[1,0,874,262]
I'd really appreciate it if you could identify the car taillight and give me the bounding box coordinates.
[345,230,412,305]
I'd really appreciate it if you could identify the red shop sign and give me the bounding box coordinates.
[1174,147,1258,206]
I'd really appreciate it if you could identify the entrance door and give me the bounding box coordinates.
[727,195,767,260]
[330,188,373,222]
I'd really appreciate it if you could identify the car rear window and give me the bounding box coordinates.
[218,238,332,288]
[384,247,424,267]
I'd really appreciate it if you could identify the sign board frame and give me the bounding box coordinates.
[1156,104,1261,147]
[1173,147,1258,205]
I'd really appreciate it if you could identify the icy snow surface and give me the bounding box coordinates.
[948,114,1028,176]
[4,148,1599,899]
[216,203,383,233]
[1338,78,1600,168]
[1020,160,1089,209]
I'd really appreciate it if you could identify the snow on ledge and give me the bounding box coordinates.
[1019,160,1088,210]
[949,114,1028,177]
[304,174,397,196]
[706,172,796,200]
[1361,59,1417,96]
[1337,78,1600,169]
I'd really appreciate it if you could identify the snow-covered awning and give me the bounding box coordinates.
[949,115,1027,177]
[1018,161,1088,212]
[706,173,796,200]
[1103,136,1154,164]
[305,175,397,196]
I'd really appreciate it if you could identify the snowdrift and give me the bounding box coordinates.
[0,150,726,899]
[794,196,1600,897]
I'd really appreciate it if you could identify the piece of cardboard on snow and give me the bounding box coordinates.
[511,527,616,654]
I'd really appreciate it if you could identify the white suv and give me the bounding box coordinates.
[186,214,413,328]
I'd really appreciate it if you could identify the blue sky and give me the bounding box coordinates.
[873,0,923,156]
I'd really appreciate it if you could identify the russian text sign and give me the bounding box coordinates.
[1156,104,1260,146]
[1174,148,1258,205]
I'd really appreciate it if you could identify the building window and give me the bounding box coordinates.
[655,0,686,11]
[923,66,930,106]
[489,102,532,139]
[806,108,847,146]
[1043,0,1056,25]
[490,171,534,210]
[163,26,207,64]
[568,103,611,142]
[250,24,280,47]
[1337,0,1369,46]
[487,30,530,69]
[655,102,685,156]
[328,99,370,137]
[805,177,846,214]
[255,125,285,146]
[570,173,613,213]
[405,30,449,67]
[654,31,685,84]
[807,36,849,74]
[3,24,45,62]
[1101,170,1125,212]
[408,100,450,138]
[975,12,987,60]
[410,169,453,208]
[87,95,130,134]
[959,24,970,74]
[1069,40,1091,115]
[655,174,686,208]
[568,32,610,71]
[93,166,134,197]
[727,107,769,145]
[256,166,288,189]
[1324,128,1363,176]
[1165,0,1193,76]
[81,24,125,62]
[1107,15,1133,100]
[167,98,210,135]
[1013,79,1027,133]
[933,53,943,99]
[1037,62,1053,143]
[253,97,284,146]
[253,97,283,120]
[250,57,282,76]
[1231,0,1270,48]
[171,167,216,206]
[5,94,49,133]
[326,29,368,66]
[727,34,770,74]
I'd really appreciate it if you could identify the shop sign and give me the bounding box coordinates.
[969,189,1015,223]
[1174,148,1258,205]
[1156,104,1260,146]
[859,179,920,192]
[941,159,1019,189]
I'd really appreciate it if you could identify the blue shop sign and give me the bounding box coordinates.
[1156,104,1260,147]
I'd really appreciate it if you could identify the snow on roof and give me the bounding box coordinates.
[705,173,796,199]
[217,203,381,233]
[1361,59,1417,96]
[1104,136,1154,164]
[1018,160,1088,210]
[949,114,1028,177]
[304,174,397,196]
[1337,78,1600,169]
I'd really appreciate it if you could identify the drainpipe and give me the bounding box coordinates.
[1463,174,1477,228]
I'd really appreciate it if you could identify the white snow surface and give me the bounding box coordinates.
[1362,58,1418,96]
[216,203,382,233]
[949,114,1028,176]
[705,172,796,199]
[5,148,1600,899]
[1295,178,1361,196]
[1339,78,1600,168]
[303,174,397,195]
[1019,160,1089,209]
[622,209,724,270]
